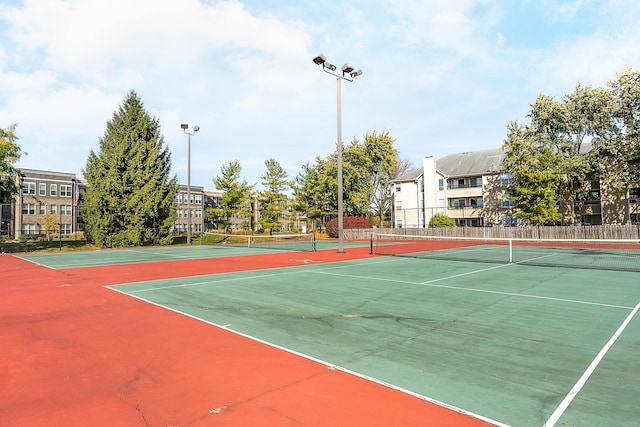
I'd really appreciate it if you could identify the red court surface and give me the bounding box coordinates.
[1,250,496,426]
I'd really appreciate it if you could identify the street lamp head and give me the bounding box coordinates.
[312,54,326,65]
[324,62,336,72]
[180,123,188,130]
[193,125,200,132]
[350,69,363,79]
[342,64,355,74]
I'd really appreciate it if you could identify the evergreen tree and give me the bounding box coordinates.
[259,158,291,232]
[82,91,177,247]
[209,160,254,231]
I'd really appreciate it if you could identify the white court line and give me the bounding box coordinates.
[106,285,510,427]
[127,269,309,293]
[311,269,634,310]
[127,255,633,310]
[543,301,640,427]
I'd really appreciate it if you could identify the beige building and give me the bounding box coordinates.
[392,148,640,228]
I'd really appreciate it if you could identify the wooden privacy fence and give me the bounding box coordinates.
[344,225,640,240]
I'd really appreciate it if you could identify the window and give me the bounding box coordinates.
[60,205,72,216]
[450,199,465,208]
[449,179,465,189]
[39,204,46,215]
[50,204,57,214]
[501,196,516,208]
[469,177,482,188]
[22,204,35,215]
[470,197,484,208]
[50,184,57,197]
[60,224,72,234]
[438,178,444,191]
[582,189,601,204]
[60,185,72,197]
[395,183,401,192]
[502,216,518,227]
[195,194,202,204]
[22,182,36,195]
[21,223,36,234]
[39,183,47,196]
[396,219,403,228]
[396,201,402,210]
[501,173,513,186]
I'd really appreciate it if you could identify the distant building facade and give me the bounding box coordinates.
[1,168,83,239]
[392,148,640,228]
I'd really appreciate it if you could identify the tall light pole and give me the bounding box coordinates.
[181,123,200,244]
[313,54,362,253]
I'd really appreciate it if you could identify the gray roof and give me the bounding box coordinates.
[436,148,504,177]
[393,167,423,182]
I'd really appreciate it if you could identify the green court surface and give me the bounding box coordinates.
[110,256,640,427]
[17,240,370,269]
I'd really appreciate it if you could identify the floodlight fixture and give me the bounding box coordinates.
[313,54,326,65]
[181,123,188,130]
[350,69,363,78]
[324,62,336,72]
[342,64,354,74]
[193,125,200,132]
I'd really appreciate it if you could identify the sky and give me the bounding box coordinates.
[2,0,640,191]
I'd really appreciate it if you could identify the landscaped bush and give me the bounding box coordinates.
[325,216,372,238]
[428,213,456,228]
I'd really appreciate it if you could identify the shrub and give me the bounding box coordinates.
[325,216,372,238]
[429,213,456,228]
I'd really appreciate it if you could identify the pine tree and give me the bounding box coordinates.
[259,158,291,232]
[82,91,177,247]
[209,160,254,231]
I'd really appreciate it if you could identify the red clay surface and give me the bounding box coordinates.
[1,248,497,427]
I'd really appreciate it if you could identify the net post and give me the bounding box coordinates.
[370,233,373,255]
[312,232,317,251]
[509,239,513,263]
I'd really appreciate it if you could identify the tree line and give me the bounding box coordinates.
[502,68,640,225]
[2,91,409,247]
[3,68,639,246]
[209,130,409,233]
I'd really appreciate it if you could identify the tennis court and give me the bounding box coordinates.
[5,236,640,426]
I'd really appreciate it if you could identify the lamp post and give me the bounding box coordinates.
[181,123,200,244]
[313,54,362,253]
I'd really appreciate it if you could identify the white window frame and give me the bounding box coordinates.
[22,182,36,195]
[60,184,72,198]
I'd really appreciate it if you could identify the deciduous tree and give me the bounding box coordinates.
[0,124,23,202]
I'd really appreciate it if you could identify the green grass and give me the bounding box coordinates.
[0,238,98,253]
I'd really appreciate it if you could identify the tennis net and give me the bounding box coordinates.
[202,232,316,252]
[373,233,640,272]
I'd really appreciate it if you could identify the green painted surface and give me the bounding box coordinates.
[113,257,640,426]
